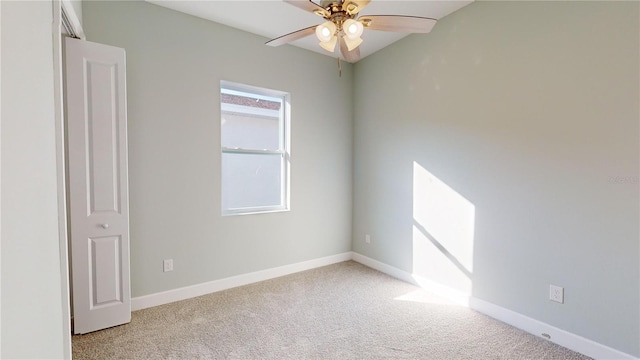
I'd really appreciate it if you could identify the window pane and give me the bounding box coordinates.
[222,152,283,210]
[221,112,280,150]
[221,92,281,151]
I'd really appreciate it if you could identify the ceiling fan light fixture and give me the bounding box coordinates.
[270,0,437,64]
[343,18,364,40]
[316,21,337,43]
[343,35,363,51]
[319,36,338,52]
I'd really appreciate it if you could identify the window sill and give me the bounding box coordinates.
[222,207,290,217]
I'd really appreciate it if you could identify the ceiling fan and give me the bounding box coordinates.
[265,0,438,63]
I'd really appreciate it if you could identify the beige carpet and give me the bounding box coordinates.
[72,261,591,359]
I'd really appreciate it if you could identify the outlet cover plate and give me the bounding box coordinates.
[550,284,564,303]
[163,259,174,272]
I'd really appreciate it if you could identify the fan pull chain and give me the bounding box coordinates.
[338,57,342,77]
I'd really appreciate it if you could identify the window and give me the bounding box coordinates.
[221,81,290,215]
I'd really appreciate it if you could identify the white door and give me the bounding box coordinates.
[65,37,131,334]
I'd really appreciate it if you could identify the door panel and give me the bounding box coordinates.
[90,236,122,307]
[86,60,122,215]
[65,37,131,334]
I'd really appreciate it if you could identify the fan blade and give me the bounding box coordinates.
[359,15,437,33]
[266,26,317,47]
[342,0,371,15]
[284,0,330,17]
[339,36,361,63]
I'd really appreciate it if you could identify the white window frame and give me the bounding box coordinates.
[221,80,291,216]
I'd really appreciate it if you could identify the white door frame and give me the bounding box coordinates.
[53,1,85,358]
[1,3,3,356]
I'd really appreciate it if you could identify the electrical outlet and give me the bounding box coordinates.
[549,285,564,303]
[163,259,174,272]
[365,234,371,244]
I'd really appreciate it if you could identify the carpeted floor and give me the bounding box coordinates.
[72,261,591,359]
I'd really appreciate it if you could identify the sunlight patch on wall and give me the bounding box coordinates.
[412,162,475,301]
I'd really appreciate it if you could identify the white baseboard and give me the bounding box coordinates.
[351,252,416,284]
[131,252,352,311]
[350,252,638,360]
[470,297,637,360]
[351,252,471,307]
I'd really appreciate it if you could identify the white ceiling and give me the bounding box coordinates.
[146,0,473,62]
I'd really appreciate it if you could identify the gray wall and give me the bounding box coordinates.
[83,1,353,298]
[353,1,639,356]
[1,1,66,358]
